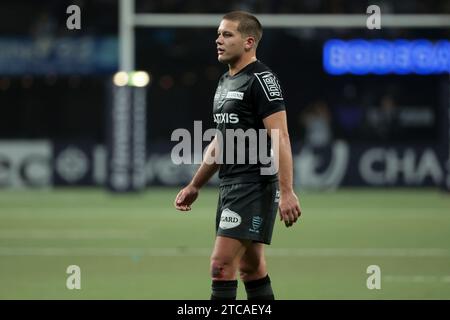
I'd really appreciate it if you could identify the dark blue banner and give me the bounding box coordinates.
[0,36,118,75]
[294,142,447,188]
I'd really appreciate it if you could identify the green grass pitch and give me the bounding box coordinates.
[0,187,449,299]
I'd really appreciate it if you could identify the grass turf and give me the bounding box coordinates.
[0,187,449,299]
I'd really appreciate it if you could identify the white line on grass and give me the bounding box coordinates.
[0,229,147,240]
[384,275,450,283]
[0,247,449,257]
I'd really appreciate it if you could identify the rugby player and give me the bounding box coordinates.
[174,11,302,300]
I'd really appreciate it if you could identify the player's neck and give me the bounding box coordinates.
[228,55,257,76]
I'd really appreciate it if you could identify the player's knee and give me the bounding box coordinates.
[211,263,224,279]
[239,261,266,282]
[210,256,233,279]
[239,265,257,281]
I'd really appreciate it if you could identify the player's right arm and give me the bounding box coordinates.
[174,136,221,211]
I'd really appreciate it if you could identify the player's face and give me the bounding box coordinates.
[216,19,246,64]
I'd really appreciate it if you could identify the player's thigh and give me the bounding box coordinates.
[211,235,250,264]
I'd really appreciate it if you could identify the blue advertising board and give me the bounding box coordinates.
[0,36,118,75]
[324,39,450,75]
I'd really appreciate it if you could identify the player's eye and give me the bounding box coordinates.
[217,31,232,38]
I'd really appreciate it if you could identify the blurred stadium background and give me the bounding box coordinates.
[0,0,449,300]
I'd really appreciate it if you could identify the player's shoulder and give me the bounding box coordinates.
[250,60,283,91]
[251,60,272,73]
[250,61,284,102]
[250,60,280,79]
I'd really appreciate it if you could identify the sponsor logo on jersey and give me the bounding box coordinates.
[214,86,226,101]
[254,71,283,101]
[214,86,228,110]
[213,113,239,124]
[219,208,242,229]
[225,91,244,100]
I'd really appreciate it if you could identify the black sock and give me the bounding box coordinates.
[210,280,238,300]
[244,274,275,300]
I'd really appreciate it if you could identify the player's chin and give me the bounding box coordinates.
[217,54,230,64]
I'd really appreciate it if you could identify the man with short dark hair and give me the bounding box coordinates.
[174,11,302,300]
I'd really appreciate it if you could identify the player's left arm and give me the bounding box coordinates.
[263,111,302,227]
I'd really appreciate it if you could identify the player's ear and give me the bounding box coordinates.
[244,37,256,51]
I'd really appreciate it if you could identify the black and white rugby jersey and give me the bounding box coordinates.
[212,60,286,185]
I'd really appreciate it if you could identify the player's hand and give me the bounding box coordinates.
[174,184,199,212]
[278,190,302,227]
